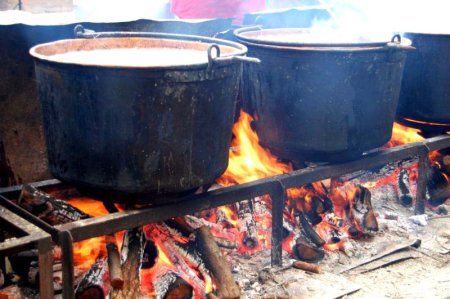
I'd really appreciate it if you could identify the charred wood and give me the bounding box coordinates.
[398,169,413,206]
[292,239,324,263]
[153,271,193,299]
[296,212,325,247]
[236,200,258,248]
[105,235,123,289]
[428,165,450,206]
[179,215,238,249]
[18,184,89,225]
[75,256,109,299]
[292,260,321,273]
[110,228,144,299]
[0,285,38,299]
[352,186,378,234]
[195,226,241,299]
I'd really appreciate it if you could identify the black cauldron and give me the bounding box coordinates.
[30,28,258,197]
[234,27,414,162]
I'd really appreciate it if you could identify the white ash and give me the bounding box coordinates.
[154,271,178,299]
[409,214,429,226]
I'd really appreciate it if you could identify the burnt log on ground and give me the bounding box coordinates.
[75,256,109,299]
[292,239,325,263]
[296,212,325,247]
[292,260,321,273]
[428,165,450,206]
[195,226,241,299]
[352,185,378,234]
[110,228,144,299]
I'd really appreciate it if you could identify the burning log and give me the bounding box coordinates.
[236,200,258,248]
[75,256,110,299]
[352,185,378,234]
[27,262,64,292]
[296,212,325,247]
[154,272,193,299]
[195,226,241,299]
[428,165,450,206]
[18,184,89,225]
[105,235,123,289]
[292,260,321,274]
[292,239,325,263]
[110,228,145,299]
[398,169,413,206]
[178,216,238,249]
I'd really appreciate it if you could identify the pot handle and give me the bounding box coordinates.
[386,34,415,51]
[207,44,260,70]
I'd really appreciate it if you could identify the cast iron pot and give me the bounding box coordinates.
[397,32,450,132]
[29,26,258,197]
[234,27,414,162]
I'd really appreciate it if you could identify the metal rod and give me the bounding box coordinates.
[38,236,54,299]
[415,146,430,215]
[60,230,75,299]
[271,181,285,267]
[0,195,59,239]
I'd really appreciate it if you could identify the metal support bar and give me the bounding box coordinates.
[270,181,285,267]
[38,236,54,299]
[415,146,430,215]
[59,231,75,299]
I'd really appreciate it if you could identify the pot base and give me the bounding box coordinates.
[396,117,450,134]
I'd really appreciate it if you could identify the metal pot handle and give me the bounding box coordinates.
[386,34,415,51]
[207,43,260,71]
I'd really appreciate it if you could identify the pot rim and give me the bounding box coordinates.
[29,32,248,69]
[234,27,412,51]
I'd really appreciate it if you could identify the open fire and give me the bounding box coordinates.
[1,112,449,298]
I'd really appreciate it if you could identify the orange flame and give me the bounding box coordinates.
[217,111,293,186]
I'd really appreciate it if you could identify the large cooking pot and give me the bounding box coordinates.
[234,27,414,162]
[397,32,450,132]
[29,26,257,197]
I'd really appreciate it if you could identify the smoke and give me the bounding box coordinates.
[310,0,449,41]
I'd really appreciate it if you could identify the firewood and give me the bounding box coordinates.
[160,274,193,299]
[292,260,321,273]
[352,185,378,234]
[296,212,325,247]
[292,239,325,263]
[398,169,413,206]
[75,256,109,299]
[18,184,89,225]
[171,216,238,249]
[428,165,450,206]
[236,200,258,248]
[195,226,241,299]
[105,236,123,289]
[110,228,144,299]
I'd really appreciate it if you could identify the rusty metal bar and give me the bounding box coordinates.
[415,146,430,215]
[38,236,54,299]
[60,230,75,299]
[270,180,285,267]
[0,197,54,298]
